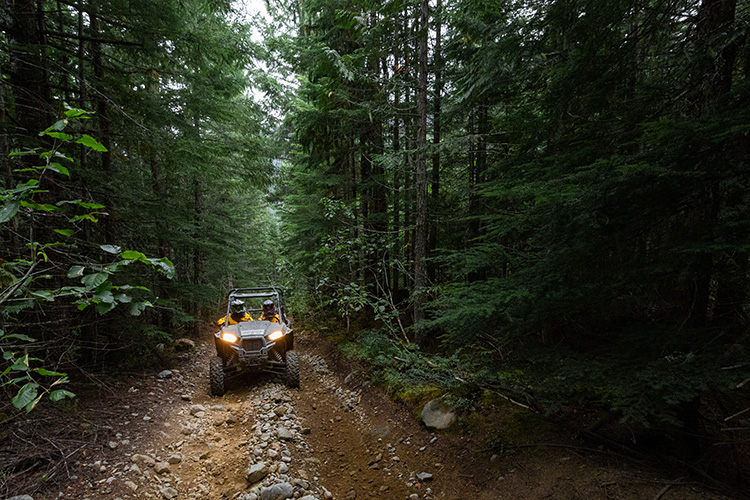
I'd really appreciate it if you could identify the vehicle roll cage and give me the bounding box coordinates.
[226,286,288,323]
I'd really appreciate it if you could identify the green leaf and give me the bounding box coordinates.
[81,272,109,289]
[69,214,99,223]
[121,250,148,262]
[100,244,121,254]
[20,201,60,212]
[1,333,35,342]
[147,257,176,279]
[43,131,74,141]
[67,265,85,278]
[46,162,70,176]
[64,108,89,119]
[76,134,107,152]
[49,389,75,402]
[30,290,55,301]
[34,368,66,377]
[54,228,75,236]
[0,201,20,223]
[76,201,106,209]
[93,290,115,304]
[39,120,67,135]
[11,354,30,371]
[115,293,132,303]
[12,382,39,410]
[96,301,116,314]
[130,301,151,316]
[9,149,40,157]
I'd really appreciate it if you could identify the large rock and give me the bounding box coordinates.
[5,496,34,500]
[154,462,170,474]
[246,463,270,484]
[260,482,294,500]
[421,397,457,430]
[174,338,196,352]
[276,427,295,441]
[160,487,178,499]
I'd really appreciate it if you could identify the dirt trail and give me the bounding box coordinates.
[33,327,734,500]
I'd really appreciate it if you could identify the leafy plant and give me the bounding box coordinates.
[1,110,174,412]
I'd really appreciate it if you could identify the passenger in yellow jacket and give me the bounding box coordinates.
[217,300,254,326]
[257,299,280,323]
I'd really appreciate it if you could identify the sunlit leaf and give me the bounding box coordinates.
[76,134,107,152]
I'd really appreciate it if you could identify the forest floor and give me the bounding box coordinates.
[5,327,739,500]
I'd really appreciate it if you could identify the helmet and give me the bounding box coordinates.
[262,299,275,313]
[231,299,245,313]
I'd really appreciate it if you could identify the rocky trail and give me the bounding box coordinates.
[12,328,736,500]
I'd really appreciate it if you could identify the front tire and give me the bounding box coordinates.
[285,350,300,388]
[209,356,226,396]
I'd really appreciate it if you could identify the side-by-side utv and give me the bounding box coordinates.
[209,286,298,395]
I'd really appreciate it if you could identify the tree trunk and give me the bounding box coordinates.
[428,0,442,284]
[6,0,49,145]
[89,5,115,244]
[413,0,429,344]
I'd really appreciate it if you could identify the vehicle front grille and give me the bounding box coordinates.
[241,338,264,353]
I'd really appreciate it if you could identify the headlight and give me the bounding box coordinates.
[221,332,238,343]
[267,330,284,341]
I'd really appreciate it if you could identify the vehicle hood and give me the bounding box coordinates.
[222,321,290,339]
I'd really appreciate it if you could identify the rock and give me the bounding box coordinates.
[299,496,317,500]
[416,472,434,482]
[370,425,390,438]
[246,463,270,484]
[154,462,170,474]
[409,495,420,500]
[190,404,206,416]
[421,397,457,430]
[241,495,259,500]
[157,370,173,379]
[259,482,294,500]
[5,496,34,500]
[347,490,356,500]
[173,338,195,352]
[123,480,138,492]
[108,441,118,450]
[274,406,287,417]
[277,427,295,441]
[131,454,156,467]
[160,486,178,499]
[167,453,182,464]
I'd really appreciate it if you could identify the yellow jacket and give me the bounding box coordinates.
[257,312,280,323]
[217,312,254,326]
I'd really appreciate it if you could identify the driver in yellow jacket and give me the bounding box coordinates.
[257,299,280,323]
[217,299,254,326]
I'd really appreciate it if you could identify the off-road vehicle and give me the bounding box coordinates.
[209,286,298,395]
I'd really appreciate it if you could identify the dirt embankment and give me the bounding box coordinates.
[9,327,737,500]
